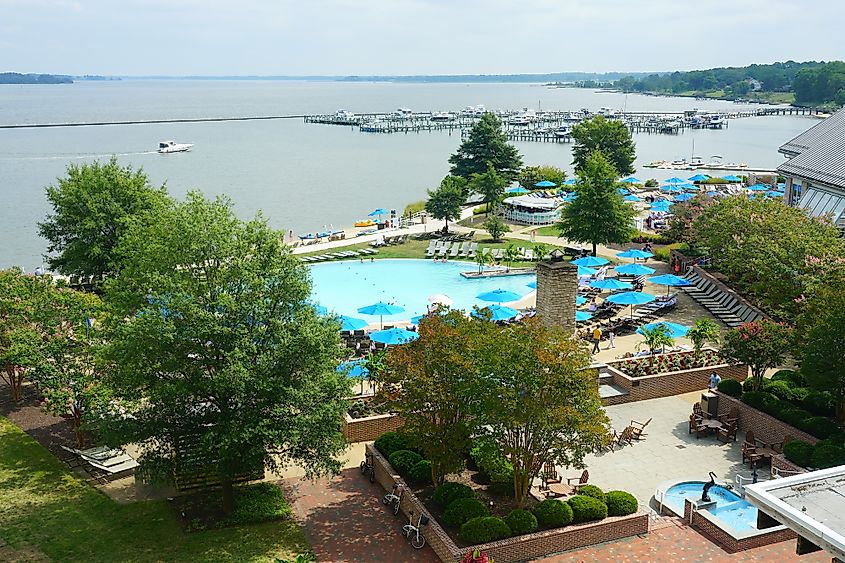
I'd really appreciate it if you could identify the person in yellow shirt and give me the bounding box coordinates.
[591,327,602,354]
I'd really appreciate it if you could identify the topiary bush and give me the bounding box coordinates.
[567,494,608,524]
[605,491,638,517]
[796,416,840,439]
[783,440,815,468]
[771,369,806,388]
[802,391,836,417]
[532,498,573,529]
[742,377,755,393]
[578,484,606,504]
[408,460,432,485]
[375,432,409,458]
[444,498,490,528]
[811,444,845,469]
[766,380,809,403]
[433,482,475,509]
[717,378,743,398]
[459,516,511,544]
[388,450,423,475]
[504,509,538,535]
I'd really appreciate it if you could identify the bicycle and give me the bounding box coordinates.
[402,510,429,549]
[359,451,375,483]
[382,483,403,515]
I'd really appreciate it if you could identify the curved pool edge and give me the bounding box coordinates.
[653,477,708,516]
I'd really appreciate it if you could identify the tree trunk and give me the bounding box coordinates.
[2,364,22,403]
[837,399,845,425]
[221,478,235,514]
[752,369,763,392]
[591,241,597,256]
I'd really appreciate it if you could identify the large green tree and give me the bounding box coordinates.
[474,319,609,507]
[449,113,522,180]
[570,116,636,177]
[470,162,507,207]
[100,192,349,512]
[517,165,567,190]
[425,181,464,231]
[556,151,636,256]
[720,320,793,391]
[39,157,171,279]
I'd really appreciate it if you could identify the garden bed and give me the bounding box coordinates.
[341,396,403,442]
[170,482,292,532]
[612,349,721,378]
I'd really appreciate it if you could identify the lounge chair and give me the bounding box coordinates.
[437,244,449,257]
[523,248,535,261]
[459,241,470,257]
[616,426,634,446]
[449,242,461,257]
[468,243,478,258]
[492,249,504,260]
[425,241,437,257]
[60,445,139,474]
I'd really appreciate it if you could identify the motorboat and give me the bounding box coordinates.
[430,111,453,122]
[393,107,413,118]
[689,156,705,167]
[157,141,193,154]
[334,109,356,120]
[554,125,571,138]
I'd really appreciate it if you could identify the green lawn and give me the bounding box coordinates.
[0,417,310,563]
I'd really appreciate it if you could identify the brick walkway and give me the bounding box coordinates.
[284,468,439,562]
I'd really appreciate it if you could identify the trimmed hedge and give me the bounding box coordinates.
[578,484,606,504]
[567,495,608,524]
[375,432,409,458]
[771,369,806,388]
[503,509,538,535]
[605,491,638,517]
[389,450,423,474]
[717,378,743,398]
[433,482,475,509]
[802,391,836,418]
[812,444,845,469]
[459,517,511,544]
[408,460,432,485]
[783,440,815,468]
[532,498,573,529]
[444,498,490,529]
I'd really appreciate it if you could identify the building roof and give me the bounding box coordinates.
[502,195,560,210]
[779,108,845,157]
[796,186,845,227]
[745,466,845,561]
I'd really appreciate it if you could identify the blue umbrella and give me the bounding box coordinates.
[526,281,537,289]
[674,193,695,202]
[534,180,557,188]
[575,310,593,322]
[576,295,588,306]
[617,187,630,195]
[664,177,686,184]
[476,288,522,303]
[748,184,769,192]
[620,176,641,184]
[506,186,530,194]
[338,315,368,331]
[563,178,578,186]
[337,360,369,378]
[410,315,425,325]
[562,193,577,202]
[688,174,710,182]
[624,194,642,202]
[606,291,657,319]
[766,190,785,198]
[310,303,328,315]
[650,201,673,213]
[636,321,689,339]
[590,278,633,291]
[617,249,653,260]
[572,256,609,267]
[369,327,419,345]
[615,263,656,276]
[722,175,742,183]
[577,265,599,277]
[472,304,519,321]
[705,190,719,197]
[648,273,692,295]
[357,301,405,329]
[368,208,389,217]
[661,184,685,193]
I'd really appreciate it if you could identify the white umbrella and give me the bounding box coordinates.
[427,294,453,307]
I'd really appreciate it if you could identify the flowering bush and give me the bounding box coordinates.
[615,350,721,377]
[720,320,793,391]
[459,549,494,563]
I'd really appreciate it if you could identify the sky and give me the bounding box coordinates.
[1,0,843,76]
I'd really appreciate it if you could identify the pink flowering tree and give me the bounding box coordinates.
[720,320,793,391]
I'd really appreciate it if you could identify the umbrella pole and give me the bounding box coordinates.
[380,315,384,330]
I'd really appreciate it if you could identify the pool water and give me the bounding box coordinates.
[309,259,535,321]
[662,482,758,533]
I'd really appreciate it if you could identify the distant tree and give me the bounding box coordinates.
[686,318,721,359]
[570,116,636,177]
[720,320,793,391]
[664,195,716,246]
[449,113,523,180]
[504,244,521,271]
[39,157,171,279]
[556,151,636,256]
[483,215,510,242]
[425,182,464,231]
[439,175,471,199]
[517,165,567,190]
[470,162,507,207]
[533,242,549,261]
[100,192,348,513]
[473,319,609,507]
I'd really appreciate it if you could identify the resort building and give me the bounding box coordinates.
[500,194,562,225]
[778,108,845,234]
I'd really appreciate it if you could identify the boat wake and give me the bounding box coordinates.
[0,150,159,161]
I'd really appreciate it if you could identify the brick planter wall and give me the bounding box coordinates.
[603,351,748,405]
[367,444,648,563]
[341,410,404,443]
[711,392,819,446]
[683,499,796,553]
[771,454,809,477]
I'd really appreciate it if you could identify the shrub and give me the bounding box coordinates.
[504,509,538,535]
[766,380,809,403]
[578,484,606,504]
[717,379,743,398]
[433,482,474,509]
[742,377,755,393]
[783,440,815,468]
[771,369,807,388]
[653,242,688,263]
[567,495,608,524]
[741,390,772,411]
[459,517,511,544]
[532,498,573,529]
[605,491,638,516]
[225,483,291,526]
[779,408,810,429]
[470,439,513,486]
[375,432,409,458]
[821,432,845,447]
[811,444,845,469]
[388,450,423,475]
[408,460,432,485]
[798,416,840,439]
[802,392,836,417]
[444,498,490,528]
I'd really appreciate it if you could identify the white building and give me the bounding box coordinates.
[778,108,845,234]
[500,194,562,226]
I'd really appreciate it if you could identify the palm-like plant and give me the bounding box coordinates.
[505,244,521,271]
[475,248,487,274]
[533,242,549,261]
[636,325,675,364]
[686,318,720,358]
[362,349,387,394]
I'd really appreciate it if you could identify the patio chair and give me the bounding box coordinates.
[459,241,470,257]
[616,426,635,446]
[718,406,739,426]
[541,462,562,487]
[717,420,738,443]
[742,439,763,467]
[425,241,438,257]
[630,418,651,440]
[690,415,710,439]
[688,413,703,434]
[693,402,713,420]
[772,435,794,453]
[449,242,461,257]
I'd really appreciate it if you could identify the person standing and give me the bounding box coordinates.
[606,329,616,349]
[709,372,722,390]
[591,327,602,354]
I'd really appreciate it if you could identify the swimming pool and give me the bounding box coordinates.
[309,259,535,321]
[659,481,758,533]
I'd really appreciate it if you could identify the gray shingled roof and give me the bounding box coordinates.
[778,108,845,157]
[778,126,845,188]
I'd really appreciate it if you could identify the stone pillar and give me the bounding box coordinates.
[536,259,578,333]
